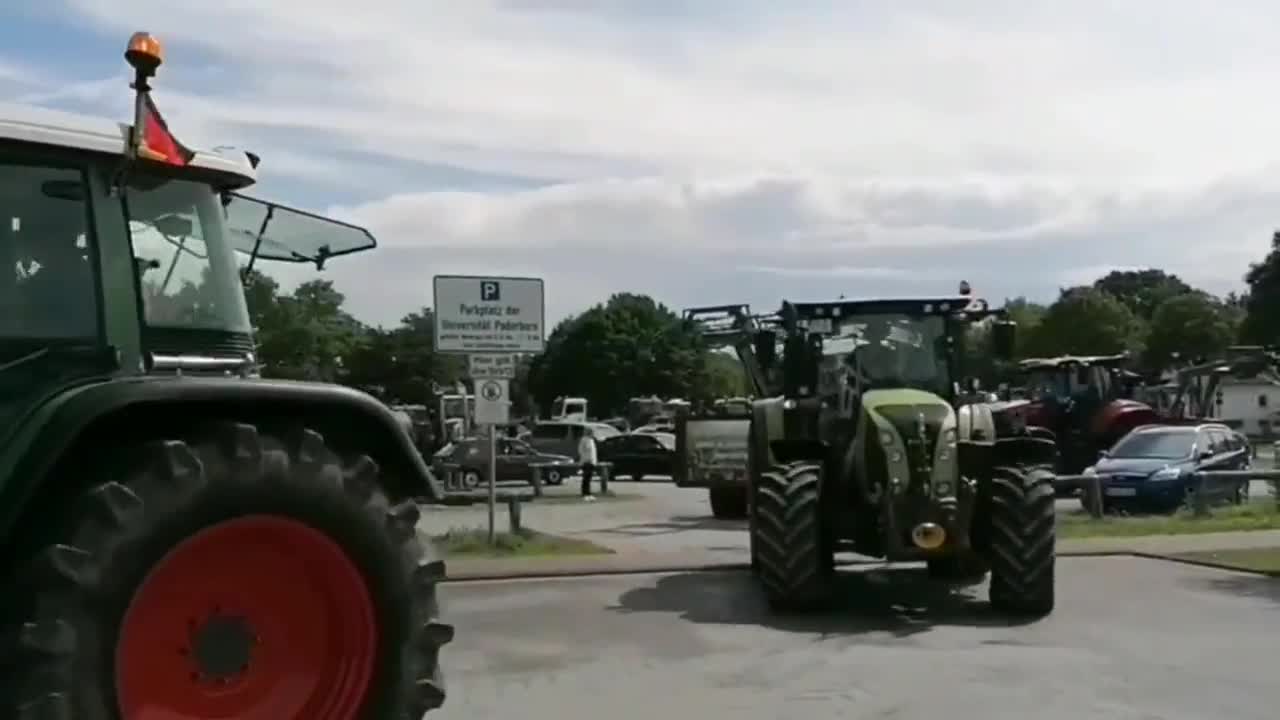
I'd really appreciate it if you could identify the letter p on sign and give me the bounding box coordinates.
[481,281,501,301]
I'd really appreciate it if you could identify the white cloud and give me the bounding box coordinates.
[20,1,1280,324]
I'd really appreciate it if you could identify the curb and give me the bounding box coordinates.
[445,560,749,583]
[443,550,1280,583]
[1126,550,1280,578]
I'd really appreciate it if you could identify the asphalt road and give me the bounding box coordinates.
[433,557,1280,720]
[421,477,1277,562]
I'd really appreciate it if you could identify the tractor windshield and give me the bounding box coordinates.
[825,313,950,395]
[1025,368,1072,402]
[124,175,251,333]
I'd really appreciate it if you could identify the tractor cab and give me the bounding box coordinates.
[0,33,379,440]
[0,33,452,718]
[1017,354,1158,473]
[770,292,1016,412]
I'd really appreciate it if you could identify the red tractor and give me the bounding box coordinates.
[1017,355,1159,480]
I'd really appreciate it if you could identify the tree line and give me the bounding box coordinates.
[243,233,1280,418]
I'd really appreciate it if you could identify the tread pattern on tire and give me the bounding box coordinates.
[751,462,834,611]
[1,422,453,719]
[985,464,1056,616]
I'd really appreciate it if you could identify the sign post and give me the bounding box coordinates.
[474,378,510,542]
[435,275,545,543]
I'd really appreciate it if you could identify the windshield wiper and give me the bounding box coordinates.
[0,344,121,375]
[0,347,51,374]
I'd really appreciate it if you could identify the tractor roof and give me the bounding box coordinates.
[1018,354,1129,370]
[784,295,995,320]
[0,102,257,188]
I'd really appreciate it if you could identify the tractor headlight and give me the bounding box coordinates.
[1150,467,1183,482]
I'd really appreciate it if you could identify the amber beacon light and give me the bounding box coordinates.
[125,32,164,75]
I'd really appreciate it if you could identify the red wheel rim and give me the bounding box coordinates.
[116,516,379,720]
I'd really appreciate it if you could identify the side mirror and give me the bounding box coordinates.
[992,320,1017,360]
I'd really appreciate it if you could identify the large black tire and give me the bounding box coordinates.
[0,422,452,719]
[751,462,835,612]
[708,487,748,519]
[984,465,1056,616]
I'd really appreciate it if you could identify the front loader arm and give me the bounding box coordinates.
[683,304,776,397]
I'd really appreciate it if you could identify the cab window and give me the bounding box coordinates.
[1,160,98,340]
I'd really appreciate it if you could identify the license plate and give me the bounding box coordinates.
[1105,487,1138,497]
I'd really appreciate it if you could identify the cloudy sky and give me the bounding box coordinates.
[5,1,1279,326]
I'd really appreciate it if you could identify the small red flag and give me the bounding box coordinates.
[136,92,194,166]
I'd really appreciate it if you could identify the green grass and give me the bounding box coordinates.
[1173,547,1280,574]
[434,527,614,558]
[1060,499,1280,539]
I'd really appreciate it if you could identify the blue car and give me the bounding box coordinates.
[1081,423,1252,513]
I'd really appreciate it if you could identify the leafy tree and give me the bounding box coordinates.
[1025,287,1145,357]
[345,308,465,404]
[1001,296,1049,358]
[241,269,366,382]
[701,352,749,398]
[526,293,705,417]
[1092,269,1192,321]
[1241,231,1280,344]
[1144,291,1240,370]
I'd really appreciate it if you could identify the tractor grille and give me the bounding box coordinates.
[875,403,950,491]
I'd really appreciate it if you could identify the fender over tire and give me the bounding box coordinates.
[0,422,452,719]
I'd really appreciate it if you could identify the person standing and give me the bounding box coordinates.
[578,428,599,501]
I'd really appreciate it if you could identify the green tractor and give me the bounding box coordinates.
[0,34,451,717]
[745,288,1058,615]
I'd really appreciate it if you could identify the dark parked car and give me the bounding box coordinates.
[432,436,577,490]
[1081,423,1252,513]
[599,432,676,480]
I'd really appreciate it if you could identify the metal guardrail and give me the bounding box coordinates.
[1054,469,1280,518]
[436,461,613,498]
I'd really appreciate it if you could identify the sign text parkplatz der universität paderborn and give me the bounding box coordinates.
[432,275,545,354]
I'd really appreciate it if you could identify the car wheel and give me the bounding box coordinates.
[462,469,482,490]
[545,469,563,485]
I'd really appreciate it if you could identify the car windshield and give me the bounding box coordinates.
[652,433,676,450]
[821,313,949,394]
[1109,430,1196,460]
[125,175,251,332]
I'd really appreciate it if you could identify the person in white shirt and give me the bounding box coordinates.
[578,429,599,500]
